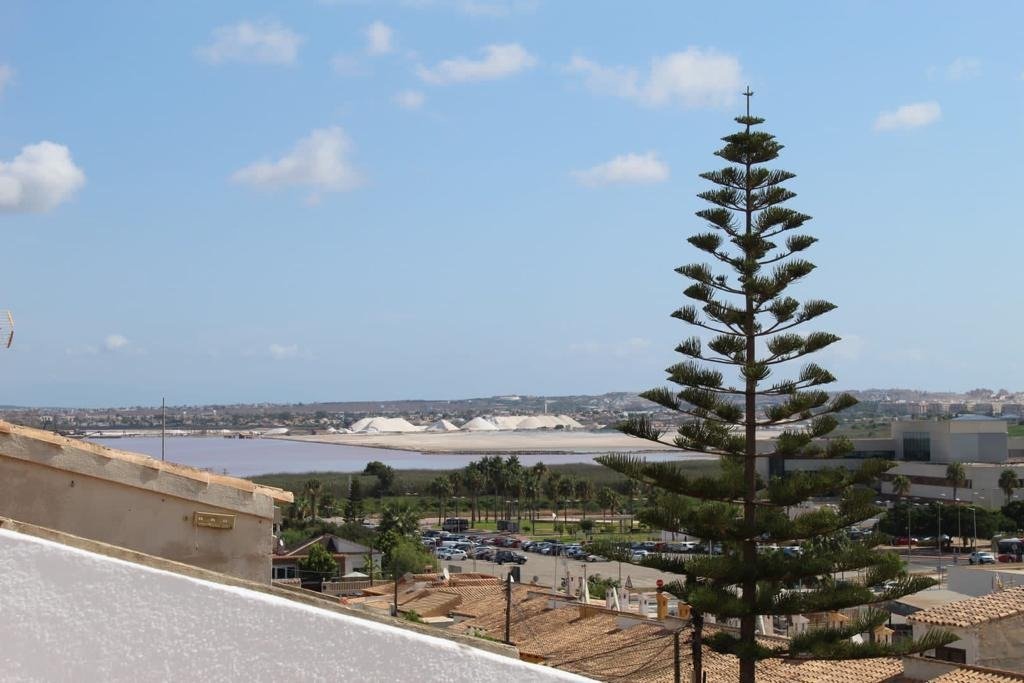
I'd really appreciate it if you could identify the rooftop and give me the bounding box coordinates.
[908,585,1024,627]
[0,517,581,681]
[446,589,901,683]
[929,667,1024,683]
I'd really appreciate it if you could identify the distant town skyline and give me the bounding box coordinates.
[1,2,1022,406]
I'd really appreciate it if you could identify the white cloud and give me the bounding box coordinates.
[566,48,743,109]
[268,343,299,359]
[0,141,86,213]
[394,90,425,110]
[0,64,14,97]
[571,152,669,187]
[330,54,366,76]
[197,21,303,65]
[365,21,393,55]
[946,57,981,81]
[874,101,941,131]
[232,127,363,198]
[104,334,129,352]
[416,43,536,84]
[401,0,537,15]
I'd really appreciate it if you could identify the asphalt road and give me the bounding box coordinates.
[442,546,991,592]
[442,551,683,592]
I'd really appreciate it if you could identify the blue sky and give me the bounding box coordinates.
[0,1,1022,407]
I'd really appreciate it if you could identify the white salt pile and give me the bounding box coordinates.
[348,417,424,433]
[460,417,499,431]
[425,419,460,432]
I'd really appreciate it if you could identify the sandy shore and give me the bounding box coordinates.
[273,430,684,455]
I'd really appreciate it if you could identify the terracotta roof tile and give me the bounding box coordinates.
[931,668,1024,683]
[450,591,899,683]
[907,586,1024,627]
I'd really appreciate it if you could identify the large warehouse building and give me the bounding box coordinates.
[759,416,1024,508]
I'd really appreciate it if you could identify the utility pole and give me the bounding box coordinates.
[369,537,375,587]
[504,570,514,644]
[392,553,399,617]
[161,397,166,461]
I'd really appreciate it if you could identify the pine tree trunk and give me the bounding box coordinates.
[740,124,758,683]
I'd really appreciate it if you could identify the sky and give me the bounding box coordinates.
[1,1,1022,407]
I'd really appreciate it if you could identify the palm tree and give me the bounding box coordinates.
[999,468,1019,506]
[463,464,485,525]
[579,479,596,521]
[892,474,912,564]
[428,476,452,524]
[596,486,617,529]
[481,456,504,522]
[557,476,576,529]
[448,470,464,519]
[544,472,562,530]
[523,472,541,529]
[303,479,324,520]
[946,462,967,553]
[503,455,523,523]
[531,461,548,482]
[609,491,623,533]
[507,468,525,526]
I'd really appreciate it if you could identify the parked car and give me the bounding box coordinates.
[495,550,527,565]
[470,546,494,560]
[665,542,698,553]
[892,536,919,546]
[438,548,467,561]
[969,551,996,565]
[442,518,470,533]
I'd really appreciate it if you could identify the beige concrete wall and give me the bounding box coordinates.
[975,612,1024,671]
[912,613,1024,671]
[0,429,281,583]
[912,622,979,665]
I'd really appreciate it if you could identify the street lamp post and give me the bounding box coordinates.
[906,502,913,567]
[936,500,944,585]
[971,495,984,551]
[955,496,962,564]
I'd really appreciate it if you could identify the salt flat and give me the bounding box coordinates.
[275,430,684,454]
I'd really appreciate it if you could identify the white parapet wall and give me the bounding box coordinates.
[0,528,588,682]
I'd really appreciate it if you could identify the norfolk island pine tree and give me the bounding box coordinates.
[596,93,953,682]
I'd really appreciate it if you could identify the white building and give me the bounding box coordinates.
[760,417,1024,507]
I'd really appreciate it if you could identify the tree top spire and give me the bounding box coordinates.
[736,87,764,127]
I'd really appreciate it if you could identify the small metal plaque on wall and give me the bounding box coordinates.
[194,511,235,529]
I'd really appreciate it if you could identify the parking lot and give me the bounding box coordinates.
[436,548,683,592]
[423,532,688,593]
